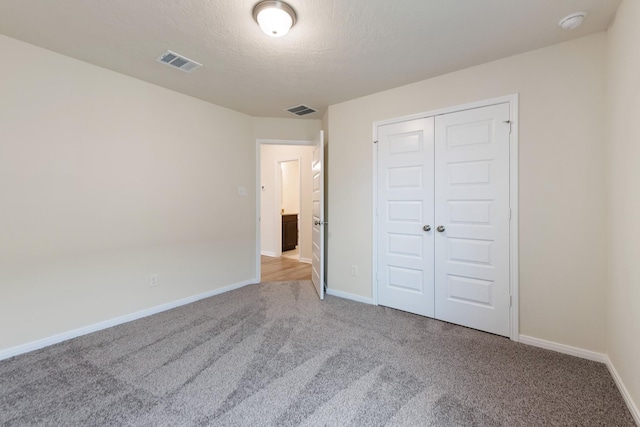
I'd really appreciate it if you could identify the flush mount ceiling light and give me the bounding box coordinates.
[253,1,297,37]
[559,12,587,30]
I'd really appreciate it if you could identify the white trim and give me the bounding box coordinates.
[256,140,262,281]
[372,94,520,340]
[300,257,312,264]
[0,279,255,361]
[256,138,314,283]
[326,288,374,305]
[372,121,379,306]
[520,335,640,426]
[373,94,518,127]
[508,93,520,341]
[519,335,640,422]
[257,138,314,146]
[518,335,606,363]
[605,356,640,425]
[261,250,279,257]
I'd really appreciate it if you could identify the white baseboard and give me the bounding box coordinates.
[261,250,278,257]
[300,257,312,264]
[0,279,256,362]
[518,335,607,363]
[326,288,374,305]
[520,335,639,423]
[605,356,640,425]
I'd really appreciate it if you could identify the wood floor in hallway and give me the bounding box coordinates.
[261,255,312,282]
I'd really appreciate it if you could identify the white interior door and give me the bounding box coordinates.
[311,130,325,300]
[377,118,435,317]
[434,103,511,336]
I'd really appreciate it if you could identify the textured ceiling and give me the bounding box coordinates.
[0,0,621,118]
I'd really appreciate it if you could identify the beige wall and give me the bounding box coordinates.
[327,33,608,352]
[260,144,315,261]
[606,0,640,413]
[253,117,321,141]
[281,160,300,214]
[0,35,256,350]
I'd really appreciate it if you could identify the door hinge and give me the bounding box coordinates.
[509,295,512,307]
[503,120,512,134]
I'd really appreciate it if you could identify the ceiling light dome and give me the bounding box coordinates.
[559,12,587,30]
[253,1,297,37]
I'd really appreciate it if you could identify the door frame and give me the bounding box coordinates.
[371,94,520,341]
[255,138,314,282]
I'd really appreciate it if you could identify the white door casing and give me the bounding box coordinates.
[434,103,511,336]
[255,138,315,283]
[377,118,435,317]
[374,100,514,337]
[311,130,325,299]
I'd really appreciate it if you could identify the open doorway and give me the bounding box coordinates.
[257,140,315,282]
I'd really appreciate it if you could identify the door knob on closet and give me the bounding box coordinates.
[423,225,431,232]
[437,225,446,232]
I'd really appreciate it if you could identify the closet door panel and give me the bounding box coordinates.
[434,103,511,337]
[377,118,435,317]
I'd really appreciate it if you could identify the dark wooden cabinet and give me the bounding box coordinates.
[282,214,298,251]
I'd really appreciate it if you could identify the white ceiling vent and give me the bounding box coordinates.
[156,50,202,73]
[286,104,316,116]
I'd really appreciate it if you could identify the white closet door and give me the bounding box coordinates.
[434,103,511,336]
[377,118,435,317]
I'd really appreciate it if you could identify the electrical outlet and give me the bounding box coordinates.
[351,265,358,276]
[150,274,158,287]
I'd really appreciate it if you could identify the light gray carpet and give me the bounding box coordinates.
[0,281,634,426]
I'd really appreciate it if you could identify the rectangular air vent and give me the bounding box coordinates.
[156,50,202,73]
[286,104,317,116]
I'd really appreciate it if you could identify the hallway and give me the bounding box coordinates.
[261,255,311,282]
